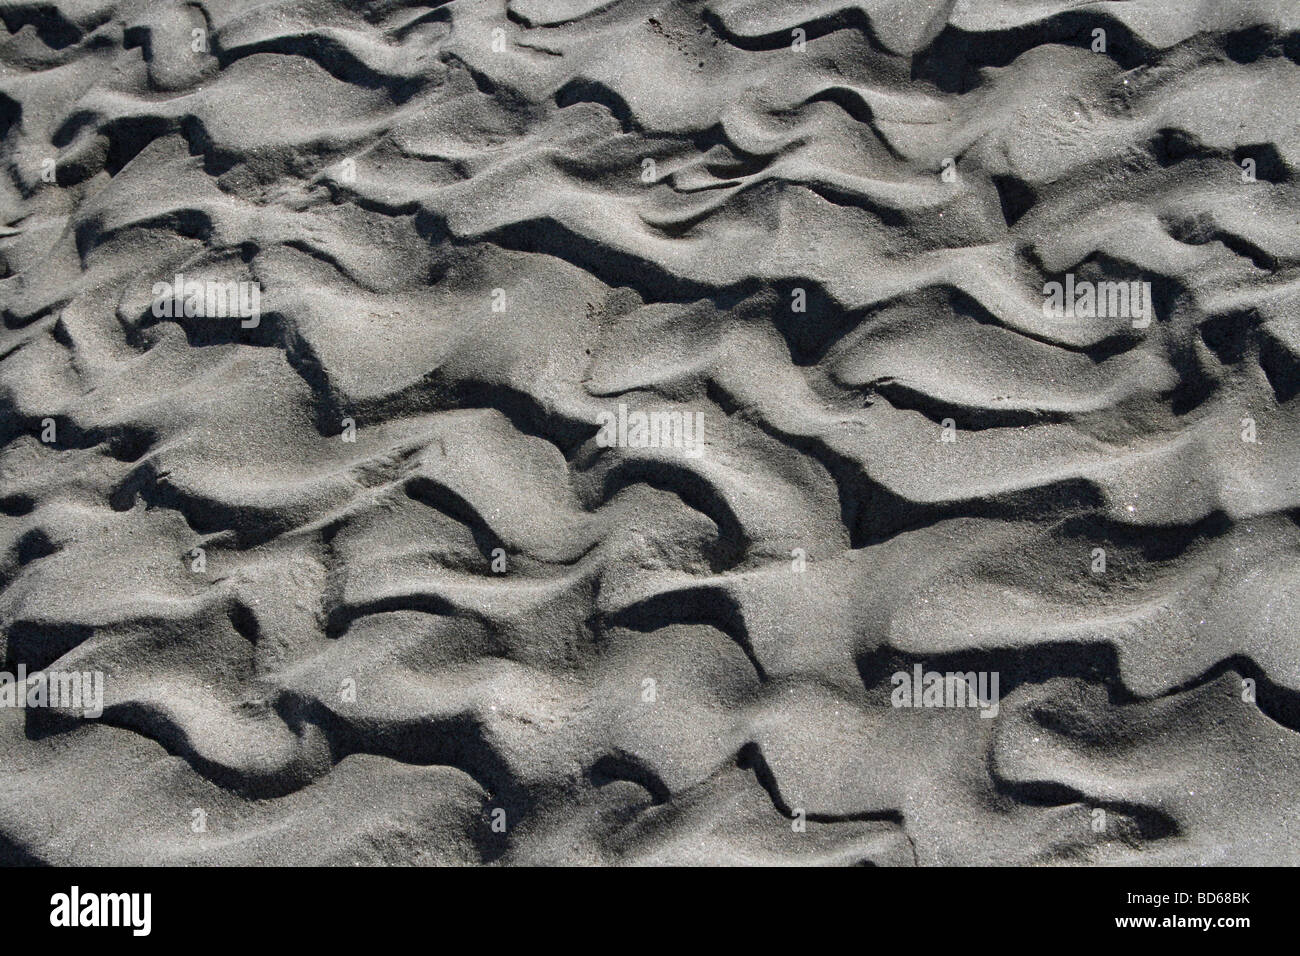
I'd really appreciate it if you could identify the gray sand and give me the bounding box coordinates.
[1,0,1299,865]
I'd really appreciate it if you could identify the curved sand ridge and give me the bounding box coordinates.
[1,0,1299,864]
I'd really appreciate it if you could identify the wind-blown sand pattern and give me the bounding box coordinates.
[1,0,1298,866]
